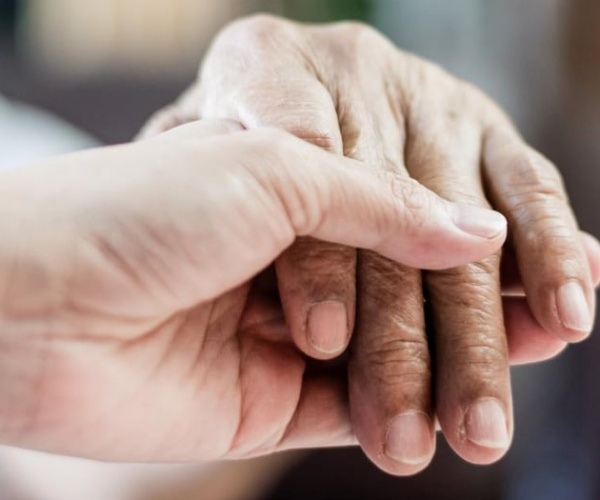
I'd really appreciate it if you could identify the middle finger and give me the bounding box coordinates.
[406,97,513,465]
[341,79,437,475]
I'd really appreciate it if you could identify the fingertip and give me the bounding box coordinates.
[363,419,436,477]
[509,339,567,365]
[438,398,512,466]
[463,399,510,451]
[383,412,436,469]
[451,203,507,242]
[376,454,435,477]
[352,406,436,477]
[554,280,595,342]
[453,444,511,466]
[306,300,351,359]
[581,231,600,286]
[372,179,506,270]
[352,408,436,477]
[581,231,600,252]
[436,426,511,467]
[419,203,506,270]
[516,278,595,346]
[275,240,357,362]
[504,297,568,365]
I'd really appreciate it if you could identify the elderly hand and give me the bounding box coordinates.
[0,121,504,461]
[141,15,600,474]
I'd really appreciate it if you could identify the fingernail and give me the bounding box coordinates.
[307,301,348,354]
[452,204,507,239]
[384,412,433,465]
[556,281,593,333]
[464,399,509,449]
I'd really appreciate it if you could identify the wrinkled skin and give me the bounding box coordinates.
[0,121,506,462]
[141,15,600,474]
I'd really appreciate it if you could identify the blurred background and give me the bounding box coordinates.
[1,0,600,499]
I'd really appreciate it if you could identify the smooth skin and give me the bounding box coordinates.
[0,120,507,462]
[140,15,600,474]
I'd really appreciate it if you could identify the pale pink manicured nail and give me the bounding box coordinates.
[384,412,433,465]
[307,300,348,354]
[452,204,507,239]
[556,281,593,333]
[464,399,509,449]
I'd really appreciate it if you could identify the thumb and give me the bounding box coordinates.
[188,126,507,301]
[239,128,507,270]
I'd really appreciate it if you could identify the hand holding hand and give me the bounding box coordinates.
[0,121,504,461]
[141,15,600,473]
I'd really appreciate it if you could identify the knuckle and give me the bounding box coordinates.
[331,20,377,40]
[284,239,355,292]
[358,253,426,329]
[518,212,574,245]
[360,335,431,387]
[405,58,456,102]
[511,215,576,258]
[234,78,342,153]
[454,77,498,120]
[424,261,509,386]
[504,148,567,202]
[416,174,489,208]
[359,253,421,308]
[453,338,508,372]
[435,80,478,120]
[429,256,500,292]
[226,14,289,48]
[426,262,509,377]
[325,22,393,66]
[498,150,578,248]
[426,257,502,325]
[353,254,430,388]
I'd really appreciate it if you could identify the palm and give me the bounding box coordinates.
[21,275,318,461]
